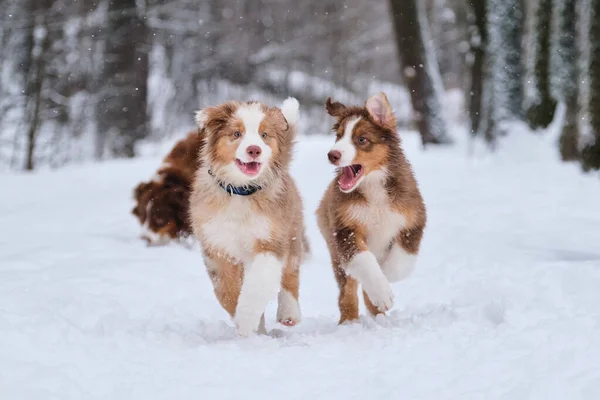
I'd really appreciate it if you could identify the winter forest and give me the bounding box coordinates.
[1,0,600,171]
[3,1,600,398]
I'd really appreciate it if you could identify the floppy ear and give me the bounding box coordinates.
[267,107,290,132]
[325,97,346,118]
[280,97,299,128]
[365,92,396,130]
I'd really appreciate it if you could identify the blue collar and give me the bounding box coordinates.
[218,181,262,196]
[208,167,262,196]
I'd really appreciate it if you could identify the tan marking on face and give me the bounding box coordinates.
[209,118,245,167]
[347,119,391,176]
[256,118,281,161]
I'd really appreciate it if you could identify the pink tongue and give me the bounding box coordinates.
[339,166,356,188]
[242,162,260,175]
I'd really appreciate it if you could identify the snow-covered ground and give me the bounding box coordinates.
[2,126,600,399]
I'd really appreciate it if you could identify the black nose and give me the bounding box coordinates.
[328,150,341,164]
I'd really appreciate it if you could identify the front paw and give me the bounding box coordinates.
[233,313,260,337]
[277,289,301,327]
[364,279,394,313]
[347,251,395,313]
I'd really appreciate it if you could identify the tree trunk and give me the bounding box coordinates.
[97,0,149,158]
[556,0,581,161]
[582,0,600,170]
[526,0,557,129]
[388,0,451,146]
[468,0,487,136]
[24,0,52,171]
[486,0,525,138]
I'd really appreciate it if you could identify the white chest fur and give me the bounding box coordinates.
[347,174,406,262]
[201,197,271,263]
[348,203,406,262]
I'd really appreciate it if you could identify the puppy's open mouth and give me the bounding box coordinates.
[236,159,262,176]
[339,164,364,192]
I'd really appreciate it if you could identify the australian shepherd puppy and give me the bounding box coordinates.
[189,98,309,337]
[132,131,203,245]
[316,93,426,324]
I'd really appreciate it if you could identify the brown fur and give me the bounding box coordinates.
[189,99,308,335]
[131,131,204,245]
[317,93,426,324]
[206,253,243,317]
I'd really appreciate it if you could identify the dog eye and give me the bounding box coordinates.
[261,132,268,139]
[358,136,368,144]
[233,131,241,138]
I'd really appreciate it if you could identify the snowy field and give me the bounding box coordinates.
[2,126,600,399]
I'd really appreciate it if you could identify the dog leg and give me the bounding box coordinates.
[330,262,358,324]
[381,227,424,282]
[346,251,394,313]
[204,256,243,318]
[277,261,301,326]
[234,253,283,337]
[381,244,417,282]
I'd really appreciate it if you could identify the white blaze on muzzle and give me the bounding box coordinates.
[235,104,272,164]
[330,116,361,167]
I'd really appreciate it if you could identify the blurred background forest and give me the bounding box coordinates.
[1,0,599,172]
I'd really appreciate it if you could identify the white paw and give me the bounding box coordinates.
[233,312,261,337]
[364,279,394,312]
[346,251,394,313]
[277,289,301,327]
[234,253,284,337]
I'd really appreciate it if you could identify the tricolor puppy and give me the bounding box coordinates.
[189,98,309,336]
[132,131,203,245]
[316,92,426,324]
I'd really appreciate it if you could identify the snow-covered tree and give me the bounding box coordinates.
[388,0,452,146]
[485,0,525,139]
[3,0,478,170]
[526,0,557,130]
[428,0,468,89]
[581,0,600,170]
[553,0,581,161]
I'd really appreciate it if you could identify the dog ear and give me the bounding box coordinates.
[365,92,396,130]
[195,102,238,135]
[280,97,299,129]
[266,106,289,133]
[325,97,347,118]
